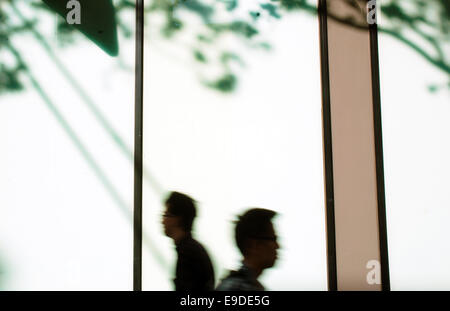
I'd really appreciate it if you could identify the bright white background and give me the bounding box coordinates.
[378,7,450,290]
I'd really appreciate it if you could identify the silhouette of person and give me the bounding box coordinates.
[216,208,279,291]
[162,191,215,291]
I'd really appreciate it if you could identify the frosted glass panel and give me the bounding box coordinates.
[142,0,327,290]
[378,1,450,290]
[0,0,135,290]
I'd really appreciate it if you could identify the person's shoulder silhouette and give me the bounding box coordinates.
[162,191,215,291]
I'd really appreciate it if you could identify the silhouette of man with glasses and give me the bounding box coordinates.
[161,191,215,291]
[216,208,280,291]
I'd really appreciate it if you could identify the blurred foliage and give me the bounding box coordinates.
[0,63,24,93]
[377,0,449,91]
[0,0,449,95]
[205,72,237,92]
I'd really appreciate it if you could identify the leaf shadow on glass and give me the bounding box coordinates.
[0,0,448,282]
[1,0,449,95]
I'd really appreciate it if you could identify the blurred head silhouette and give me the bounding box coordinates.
[235,208,280,273]
[161,191,215,291]
[162,191,196,240]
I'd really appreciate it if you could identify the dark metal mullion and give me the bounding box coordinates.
[318,0,338,292]
[133,0,145,291]
[369,20,391,291]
